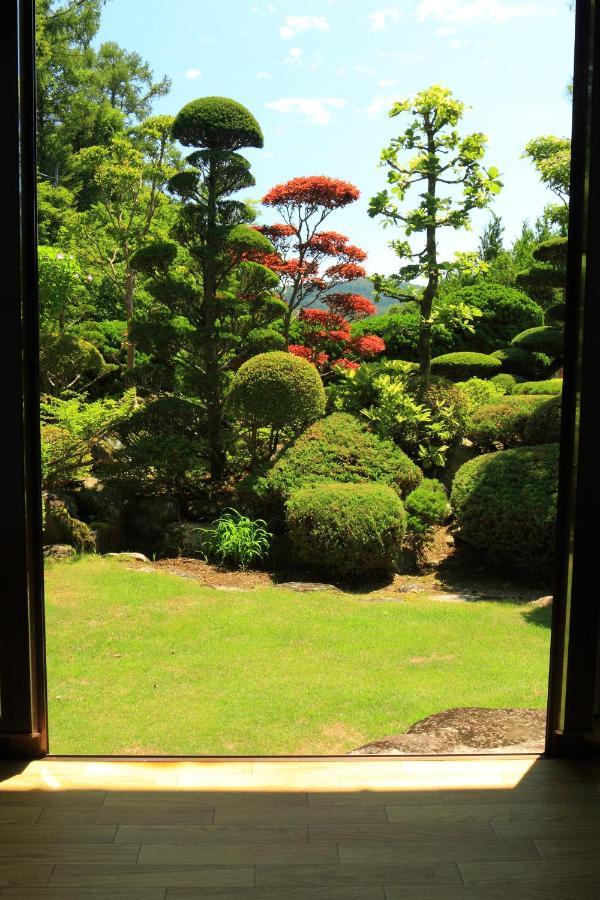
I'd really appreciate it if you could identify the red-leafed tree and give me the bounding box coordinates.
[288,293,385,374]
[254,176,374,341]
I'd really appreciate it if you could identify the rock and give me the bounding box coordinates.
[105,552,150,563]
[160,521,209,557]
[43,499,96,553]
[44,544,76,559]
[125,496,180,541]
[530,595,553,608]
[90,520,125,554]
[350,707,546,755]
[74,478,122,524]
[278,581,338,593]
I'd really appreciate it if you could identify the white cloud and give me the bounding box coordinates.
[266,96,347,125]
[436,25,458,34]
[369,7,403,31]
[416,0,537,25]
[184,68,202,79]
[356,64,376,76]
[284,46,304,65]
[362,94,397,119]
[279,15,330,38]
[379,78,398,87]
[256,71,272,78]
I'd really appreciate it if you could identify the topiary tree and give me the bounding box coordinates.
[467,395,552,451]
[286,482,406,578]
[430,352,501,381]
[438,282,544,353]
[451,443,559,579]
[511,325,564,363]
[524,395,562,445]
[228,351,326,466]
[369,85,502,377]
[40,332,113,396]
[515,236,568,311]
[168,97,267,481]
[491,346,552,380]
[404,478,450,554]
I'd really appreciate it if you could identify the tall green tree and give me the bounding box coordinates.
[524,135,571,233]
[369,85,502,376]
[478,212,504,262]
[71,116,178,370]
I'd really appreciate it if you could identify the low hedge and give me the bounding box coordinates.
[286,482,406,577]
[491,346,552,380]
[512,378,563,396]
[430,352,501,381]
[468,395,552,451]
[451,443,559,579]
[524,396,562,445]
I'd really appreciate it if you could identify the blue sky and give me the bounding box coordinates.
[98,0,575,274]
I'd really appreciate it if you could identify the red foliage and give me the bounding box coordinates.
[263,176,360,210]
[289,344,329,367]
[325,262,367,281]
[326,293,377,321]
[333,358,361,371]
[255,223,297,239]
[350,334,386,358]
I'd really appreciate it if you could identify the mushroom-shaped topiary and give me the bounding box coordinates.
[511,325,564,358]
[172,97,264,150]
[228,350,326,433]
[430,352,501,381]
[491,346,552,379]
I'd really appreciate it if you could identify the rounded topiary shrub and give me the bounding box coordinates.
[228,351,326,432]
[457,377,506,413]
[451,443,559,579]
[172,96,264,150]
[405,478,450,549]
[468,395,552,451]
[286,482,406,578]
[439,282,544,353]
[430,352,501,381]
[511,326,564,358]
[491,346,552,380]
[524,396,562,445]
[512,378,563,396]
[245,328,287,356]
[491,373,519,392]
[267,412,422,501]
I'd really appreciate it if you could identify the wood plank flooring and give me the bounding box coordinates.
[1,756,600,898]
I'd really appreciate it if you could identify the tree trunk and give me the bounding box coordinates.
[124,267,135,372]
[419,125,439,380]
[204,151,226,483]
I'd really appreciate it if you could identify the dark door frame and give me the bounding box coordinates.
[0,0,598,760]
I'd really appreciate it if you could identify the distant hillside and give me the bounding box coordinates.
[298,278,414,317]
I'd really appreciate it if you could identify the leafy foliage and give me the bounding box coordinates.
[491,346,552,380]
[201,509,272,570]
[511,326,564,359]
[430,352,501,381]
[404,478,450,551]
[524,396,562,445]
[438,282,543,353]
[468,395,552,451]
[458,377,506,414]
[286,482,406,578]
[512,379,563,396]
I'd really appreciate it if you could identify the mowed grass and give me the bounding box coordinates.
[44,556,551,755]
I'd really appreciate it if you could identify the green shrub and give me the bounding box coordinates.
[44,499,96,553]
[201,509,272,570]
[286,482,406,578]
[512,378,563,396]
[524,396,562,445]
[245,328,287,356]
[267,413,422,503]
[468,395,551,451]
[351,305,460,362]
[545,303,565,325]
[228,351,326,432]
[172,96,264,150]
[451,443,559,579]
[405,479,450,550]
[512,326,564,358]
[438,281,544,353]
[430,352,501,381]
[458,377,506,413]
[491,346,552,379]
[490,373,518,392]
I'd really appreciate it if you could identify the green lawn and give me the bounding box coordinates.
[44,556,551,755]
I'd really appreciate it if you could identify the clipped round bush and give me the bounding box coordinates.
[439,282,544,353]
[491,346,552,380]
[172,96,264,150]
[228,351,326,431]
[524,396,562,445]
[457,377,506,413]
[512,326,564,358]
[267,413,422,501]
[451,443,559,579]
[511,378,562,396]
[491,373,518,392]
[405,478,450,548]
[286,482,406,578]
[245,328,287,356]
[430,352,501,381]
[468,395,552,451]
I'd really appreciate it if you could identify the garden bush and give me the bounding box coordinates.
[430,352,501,381]
[524,395,562,445]
[351,305,460,362]
[201,509,272,570]
[511,325,564,358]
[228,351,326,432]
[451,443,559,579]
[512,378,563,396]
[457,377,506,413]
[467,395,551,451]
[490,373,519,392]
[404,478,450,550]
[286,482,406,578]
[491,346,552,379]
[438,281,544,353]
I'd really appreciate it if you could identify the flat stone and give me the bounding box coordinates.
[530,595,553,608]
[43,544,76,559]
[105,552,150,563]
[278,581,338,593]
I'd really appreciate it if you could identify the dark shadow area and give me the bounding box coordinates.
[1,757,600,896]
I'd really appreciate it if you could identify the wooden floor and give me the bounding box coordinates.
[1,756,600,898]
